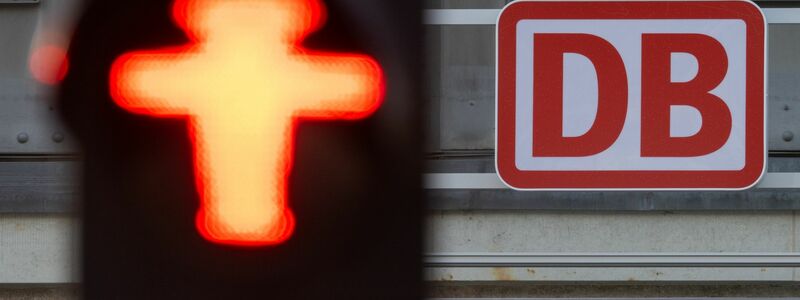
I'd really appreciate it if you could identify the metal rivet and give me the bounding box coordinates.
[52,132,64,143]
[16,133,28,144]
[783,130,794,142]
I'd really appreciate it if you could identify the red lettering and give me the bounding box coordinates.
[533,33,628,156]
[641,34,731,157]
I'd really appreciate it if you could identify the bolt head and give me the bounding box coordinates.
[783,130,794,142]
[16,133,28,144]
[52,132,64,143]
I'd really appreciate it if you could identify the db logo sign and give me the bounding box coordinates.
[495,1,766,190]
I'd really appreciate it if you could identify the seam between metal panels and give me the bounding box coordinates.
[425,252,800,267]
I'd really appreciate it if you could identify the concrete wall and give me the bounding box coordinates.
[0,214,77,284]
[425,211,800,297]
[5,212,800,297]
[0,214,77,299]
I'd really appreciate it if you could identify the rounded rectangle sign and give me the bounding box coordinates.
[495,0,766,190]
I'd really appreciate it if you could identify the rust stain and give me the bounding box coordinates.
[492,267,514,281]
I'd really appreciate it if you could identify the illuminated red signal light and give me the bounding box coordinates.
[109,0,384,246]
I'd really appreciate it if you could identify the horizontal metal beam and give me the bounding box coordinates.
[423,8,800,25]
[0,0,39,4]
[764,7,800,23]
[425,173,506,189]
[425,172,800,189]
[2,161,800,212]
[1,160,800,212]
[425,252,800,267]
[424,9,499,25]
[0,160,78,213]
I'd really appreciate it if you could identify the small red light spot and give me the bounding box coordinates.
[109,0,383,246]
[29,45,69,85]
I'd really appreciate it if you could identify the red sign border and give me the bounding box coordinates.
[495,0,766,190]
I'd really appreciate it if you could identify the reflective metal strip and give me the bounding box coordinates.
[424,172,800,189]
[763,8,800,24]
[424,173,506,189]
[423,8,800,25]
[425,252,800,267]
[754,172,800,188]
[423,9,499,25]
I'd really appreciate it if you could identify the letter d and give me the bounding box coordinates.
[533,33,628,157]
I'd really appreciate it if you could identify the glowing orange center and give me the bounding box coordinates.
[109,0,383,246]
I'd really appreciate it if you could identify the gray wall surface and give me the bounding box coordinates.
[4,1,800,299]
[427,23,800,152]
[421,2,800,298]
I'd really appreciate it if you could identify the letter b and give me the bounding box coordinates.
[641,34,731,157]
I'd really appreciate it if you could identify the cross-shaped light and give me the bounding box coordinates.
[110,0,384,246]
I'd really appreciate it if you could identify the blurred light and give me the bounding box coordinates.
[29,45,69,85]
[109,0,384,246]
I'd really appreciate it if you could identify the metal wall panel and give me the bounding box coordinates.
[427,23,800,152]
[437,25,495,150]
[0,1,80,154]
[426,1,507,150]
[423,8,800,211]
[768,25,800,150]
